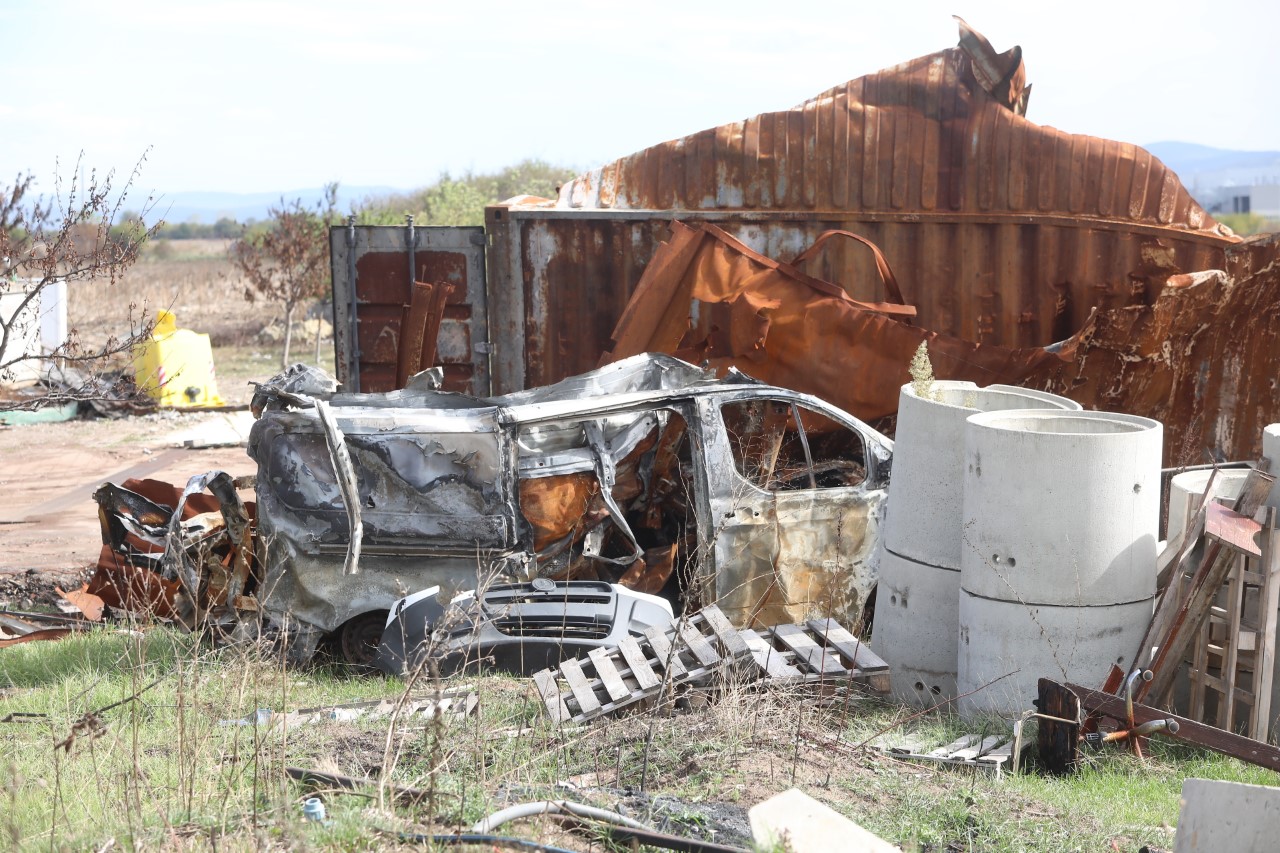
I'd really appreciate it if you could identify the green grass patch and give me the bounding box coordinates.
[2,629,1278,851]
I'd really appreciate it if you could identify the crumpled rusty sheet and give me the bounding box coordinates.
[604,220,1062,424]
[605,222,1280,464]
[1026,233,1280,465]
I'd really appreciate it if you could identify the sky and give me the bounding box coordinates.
[2,0,1278,202]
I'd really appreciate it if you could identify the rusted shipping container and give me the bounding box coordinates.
[331,20,1276,462]
[330,222,488,394]
[477,18,1235,395]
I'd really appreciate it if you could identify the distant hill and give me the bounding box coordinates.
[1145,142,1280,188]
[144,185,399,226]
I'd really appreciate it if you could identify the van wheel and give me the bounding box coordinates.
[338,611,388,667]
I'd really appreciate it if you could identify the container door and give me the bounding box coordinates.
[330,223,489,394]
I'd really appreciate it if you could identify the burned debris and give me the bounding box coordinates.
[377,579,676,677]
[7,17,1280,852]
[247,353,892,661]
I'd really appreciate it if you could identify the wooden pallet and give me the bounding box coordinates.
[532,604,753,724]
[875,727,1020,775]
[740,618,890,692]
[1187,505,1279,741]
[533,608,889,723]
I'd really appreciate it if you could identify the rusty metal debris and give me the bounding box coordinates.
[248,354,893,661]
[470,18,1237,404]
[0,612,82,648]
[89,473,258,627]
[603,221,1058,428]
[1036,677,1280,775]
[329,20,1278,466]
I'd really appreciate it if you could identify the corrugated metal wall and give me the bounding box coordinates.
[481,32,1234,394]
[483,209,1228,394]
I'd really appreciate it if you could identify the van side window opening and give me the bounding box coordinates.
[721,399,867,491]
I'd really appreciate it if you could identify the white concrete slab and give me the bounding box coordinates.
[1174,778,1280,853]
[749,788,898,852]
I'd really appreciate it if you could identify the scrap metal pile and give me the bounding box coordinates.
[8,22,1280,811]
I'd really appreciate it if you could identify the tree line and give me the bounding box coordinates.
[130,159,578,241]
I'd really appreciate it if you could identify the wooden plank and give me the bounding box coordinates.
[532,669,570,724]
[884,736,929,755]
[739,628,804,679]
[1067,682,1280,773]
[1223,552,1246,729]
[928,734,979,758]
[559,659,600,717]
[1253,509,1279,741]
[1143,466,1272,679]
[1155,501,1208,593]
[1144,470,1274,702]
[588,648,630,703]
[702,605,750,658]
[643,625,688,679]
[978,740,1014,763]
[773,623,844,674]
[1038,677,1081,774]
[806,618,885,672]
[1206,501,1263,558]
[617,635,661,691]
[951,735,1006,761]
[677,622,721,667]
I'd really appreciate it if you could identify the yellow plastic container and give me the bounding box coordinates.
[132,310,226,407]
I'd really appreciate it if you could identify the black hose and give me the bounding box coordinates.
[398,833,580,853]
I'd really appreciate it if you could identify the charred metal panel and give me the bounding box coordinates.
[248,403,518,638]
[330,223,488,395]
[692,393,890,629]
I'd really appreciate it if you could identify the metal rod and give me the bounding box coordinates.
[406,213,417,291]
[1125,669,1153,725]
[345,215,360,392]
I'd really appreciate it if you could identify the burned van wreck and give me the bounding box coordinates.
[247,353,893,661]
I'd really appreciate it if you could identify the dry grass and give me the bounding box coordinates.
[3,617,1278,851]
[63,240,337,405]
[67,241,288,350]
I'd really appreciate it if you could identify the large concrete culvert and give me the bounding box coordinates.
[871,382,1080,706]
[956,410,1163,718]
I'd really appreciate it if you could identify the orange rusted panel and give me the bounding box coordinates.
[1025,234,1280,466]
[519,473,598,552]
[604,220,1280,466]
[604,220,1059,424]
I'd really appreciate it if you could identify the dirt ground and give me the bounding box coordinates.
[0,411,256,580]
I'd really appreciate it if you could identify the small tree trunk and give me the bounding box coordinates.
[281,303,295,369]
[314,307,322,365]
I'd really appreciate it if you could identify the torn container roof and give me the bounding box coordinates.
[558,16,1225,239]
